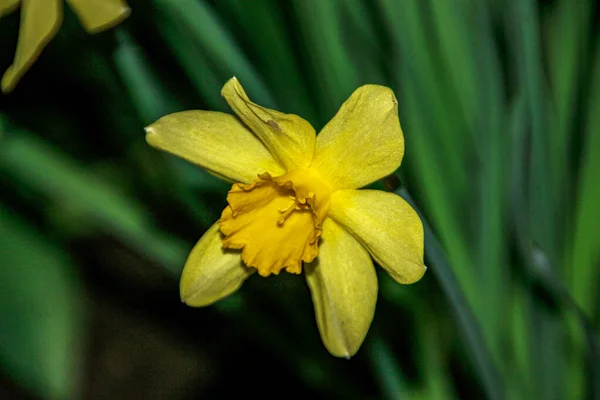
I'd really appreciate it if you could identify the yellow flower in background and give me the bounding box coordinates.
[146,78,426,357]
[0,0,130,93]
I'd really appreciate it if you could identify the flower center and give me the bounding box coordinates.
[219,168,332,277]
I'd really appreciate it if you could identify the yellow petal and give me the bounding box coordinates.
[311,85,404,189]
[0,0,19,16]
[66,0,130,34]
[1,0,62,93]
[221,77,316,170]
[145,110,285,184]
[180,223,253,307]
[305,218,377,358]
[329,190,426,284]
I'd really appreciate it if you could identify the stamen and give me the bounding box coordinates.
[278,199,297,225]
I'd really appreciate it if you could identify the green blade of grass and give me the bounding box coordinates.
[158,15,227,110]
[377,1,477,331]
[418,317,458,400]
[566,35,600,400]
[470,0,508,365]
[153,0,275,109]
[377,0,469,201]
[368,335,409,400]
[113,28,182,124]
[569,30,600,319]
[290,0,360,125]
[512,0,557,260]
[378,0,476,319]
[0,206,85,400]
[507,3,565,397]
[506,95,534,400]
[338,0,387,85]
[0,133,190,276]
[212,0,318,123]
[510,288,533,399]
[546,2,593,266]
[509,92,564,400]
[398,188,504,400]
[508,88,564,400]
[429,0,478,132]
[529,248,600,400]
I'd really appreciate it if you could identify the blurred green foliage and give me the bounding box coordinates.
[1,0,599,399]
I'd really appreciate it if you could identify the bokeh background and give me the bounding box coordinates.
[1,0,599,399]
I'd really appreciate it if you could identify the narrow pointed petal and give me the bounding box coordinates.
[305,218,377,358]
[180,223,253,307]
[1,0,62,93]
[0,0,19,16]
[311,85,404,189]
[221,77,316,170]
[329,190,426,284]
[146,110,285,184]
[66,0,130,33]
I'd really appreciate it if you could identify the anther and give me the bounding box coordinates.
[278,199,297,225]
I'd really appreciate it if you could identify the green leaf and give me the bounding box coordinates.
[569,30,600,318]
[378,0,469,201]
[0,206,85,400]
[398,188,504,400]
[153,0,275,109]
[511,0,557,259]
[0,134,191,277]
[417,318,457,400]
[508,2,567,398]
[212,0,318,123]
[470,0,507,364]
[546,1,593,252]
[368,336,408,400]
[530,248,600,400]
[113,28,183,125]
[378,0,476,324]
[290,0,360,124]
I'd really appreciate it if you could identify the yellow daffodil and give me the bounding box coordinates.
[145,78,426,357]
[0,0,130,93]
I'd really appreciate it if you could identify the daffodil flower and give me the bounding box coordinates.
[145,78,426,357]
[0,0,130,93]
